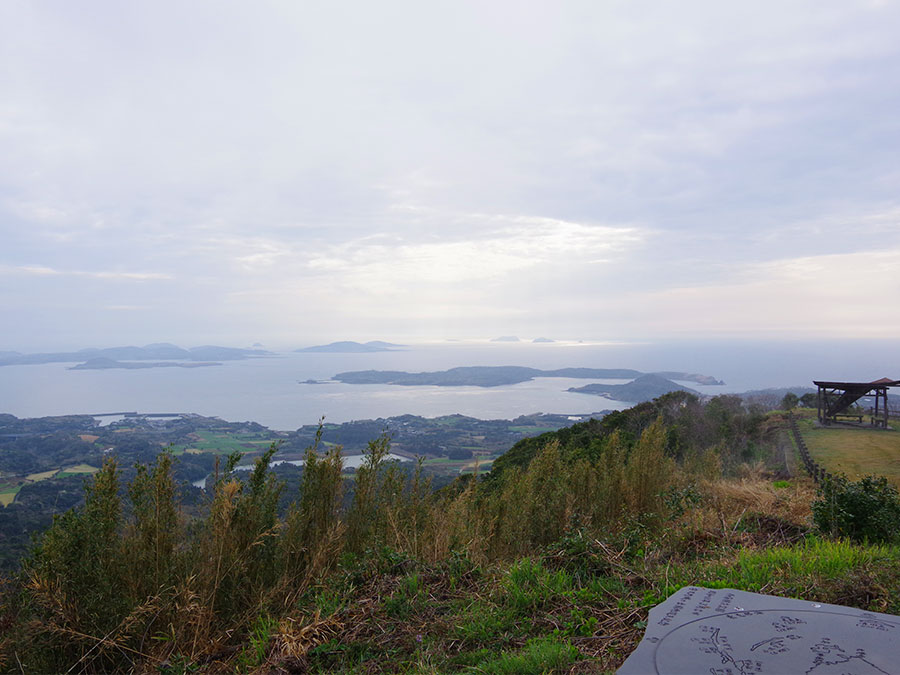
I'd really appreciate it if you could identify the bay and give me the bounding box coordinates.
[0,339,895,430]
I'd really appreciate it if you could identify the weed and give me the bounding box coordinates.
[504,559,573,613]
[453,602,519,646]
[383,572,422,619]
[237,614,278,670]
[473,636,580,674]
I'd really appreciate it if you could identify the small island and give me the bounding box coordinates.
[567,374,699,403]
[329,366,723,388]
[69,358,220,370]
[295,341,406,353]
[0,343,269,367]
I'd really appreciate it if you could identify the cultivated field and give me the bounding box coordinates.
[0,485,21,507]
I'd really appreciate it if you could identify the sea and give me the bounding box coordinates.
[0,339,896,431]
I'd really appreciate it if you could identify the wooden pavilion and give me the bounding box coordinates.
[813,377,900,428]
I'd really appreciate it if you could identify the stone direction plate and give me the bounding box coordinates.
[618,586,899,674]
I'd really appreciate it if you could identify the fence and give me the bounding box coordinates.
[788,412,833,485]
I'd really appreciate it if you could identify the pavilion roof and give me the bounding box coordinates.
[813,378,900,388]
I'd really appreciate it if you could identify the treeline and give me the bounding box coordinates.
[490,391,766,479]
[0,393,776,672]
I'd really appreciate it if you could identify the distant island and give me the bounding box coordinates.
[330,366,723,388]
[296,341,406,353]
[0,343,270,367]
[532,337,555,343]
[69,358,220,371]
[490,336,520,342]
[567,374,699,402]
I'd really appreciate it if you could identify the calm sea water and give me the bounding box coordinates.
[0,340,896,430]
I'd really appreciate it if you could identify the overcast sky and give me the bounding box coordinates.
[2,0,900,351]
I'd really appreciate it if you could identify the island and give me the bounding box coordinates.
[567,374,698,403]
[295,341,406,353]
[69,358,220,370]
[329,366,723,388]
[0,343,270,367]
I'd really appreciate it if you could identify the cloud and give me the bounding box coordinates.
[2,1,900,346]
[0,264,172,281]
[605,247,900,338]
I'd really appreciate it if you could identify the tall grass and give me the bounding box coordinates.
[7,415,707,670]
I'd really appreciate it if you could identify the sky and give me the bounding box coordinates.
[2,0,900,351]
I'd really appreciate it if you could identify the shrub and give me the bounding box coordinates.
[812,474,900,543]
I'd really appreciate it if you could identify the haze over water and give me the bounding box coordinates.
[1,339,895,430]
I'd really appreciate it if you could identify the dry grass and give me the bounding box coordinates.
[60,463,99,474]
[701,474,815,520]
[0,487,21,507]
[26,470,59,482]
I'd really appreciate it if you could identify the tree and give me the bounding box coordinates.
[781,392,799,410]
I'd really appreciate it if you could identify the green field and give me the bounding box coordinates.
[56,464,100,479]
[797,413,900,485]
[421,456,496,475]
[170,430,278,455]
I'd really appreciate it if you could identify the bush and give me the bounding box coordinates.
[812,474,900,543]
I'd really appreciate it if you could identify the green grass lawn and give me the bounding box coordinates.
[796,414,900,485]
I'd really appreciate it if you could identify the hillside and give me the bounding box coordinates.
[2,394,900,673]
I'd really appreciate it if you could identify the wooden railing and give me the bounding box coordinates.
[788,412,833,484]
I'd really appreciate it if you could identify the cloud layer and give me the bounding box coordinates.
[2,0,899,349]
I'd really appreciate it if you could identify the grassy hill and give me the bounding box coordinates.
[2,397,900,673]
